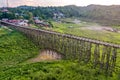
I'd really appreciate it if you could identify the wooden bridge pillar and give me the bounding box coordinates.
[1,21,120,75]
[93,44,100,68]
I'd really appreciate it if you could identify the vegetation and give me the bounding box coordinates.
[0,26,39,71]
[42,20,120,44]
[0,4,120,79]
[0,61,119,80]
[0,26,120,80]
[1,5,120,25]
[0,26,11,36]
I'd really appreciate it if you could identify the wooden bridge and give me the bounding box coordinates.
[1,21,120,74]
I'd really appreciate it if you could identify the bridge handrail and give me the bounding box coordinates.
[1,21,120,48]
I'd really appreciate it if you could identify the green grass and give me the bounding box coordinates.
[0,26,39,71]
[0,26,120,80]
[44,21,120,44]
[0,61,119,80]
[41,20,120,75]
[0,26,11,37]
[112,25,120,29]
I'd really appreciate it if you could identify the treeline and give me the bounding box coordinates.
[78,5,120,26]
[58,5,120,25]
[0,5,120,25]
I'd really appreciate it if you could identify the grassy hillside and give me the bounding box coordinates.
[0,26,39,71]
[44,21,120,44]
[78,5,120,25]
[4,5,120,26]
[0,26,11,36]
[58,5,120,25]
[0,26,120,80]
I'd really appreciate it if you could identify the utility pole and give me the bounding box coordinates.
[2,0,9,13]
[7,0,9,8]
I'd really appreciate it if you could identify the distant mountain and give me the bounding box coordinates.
[61,5,120,25]
[78,4,120,25]
[1,5,120,25]
[17,5,37,9]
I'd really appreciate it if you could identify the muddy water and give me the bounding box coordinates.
[28,50,62,62]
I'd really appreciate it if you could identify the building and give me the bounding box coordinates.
[53,12,64,20]
[2,18,8,22]
[4,19,29,27]
[34,20,50,27]
[18,21,28,26]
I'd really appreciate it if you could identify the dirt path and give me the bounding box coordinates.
[27,50,62,63]
[81,26,114,32]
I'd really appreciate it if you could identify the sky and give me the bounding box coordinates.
[0,0,120,7]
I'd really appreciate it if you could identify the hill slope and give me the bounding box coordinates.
[0,26,119,80]
[0,26,39,71]
[17,5,120,25]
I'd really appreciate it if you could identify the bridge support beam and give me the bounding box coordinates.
[1,21,120,75]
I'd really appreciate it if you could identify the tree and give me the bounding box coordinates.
[1,12,16,19]
[25,12,34,24]
[48,21,54,28]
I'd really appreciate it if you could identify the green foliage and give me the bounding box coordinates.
[0,27,39,71]
[46,21,120,44]
[5,5,120,26]
[0,61,119,80]
[0,27,10,36]
[0,26,119,80]
[48,21,54,28]
[0,12,16,19]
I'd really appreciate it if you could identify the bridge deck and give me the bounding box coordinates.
[1,21,120,74]
[1,21,120,48]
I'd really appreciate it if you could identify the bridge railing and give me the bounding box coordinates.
[1,21,120,75]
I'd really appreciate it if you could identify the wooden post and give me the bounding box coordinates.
[110,47,117,73]
[93,44,100,68]
[1,21,120,75]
